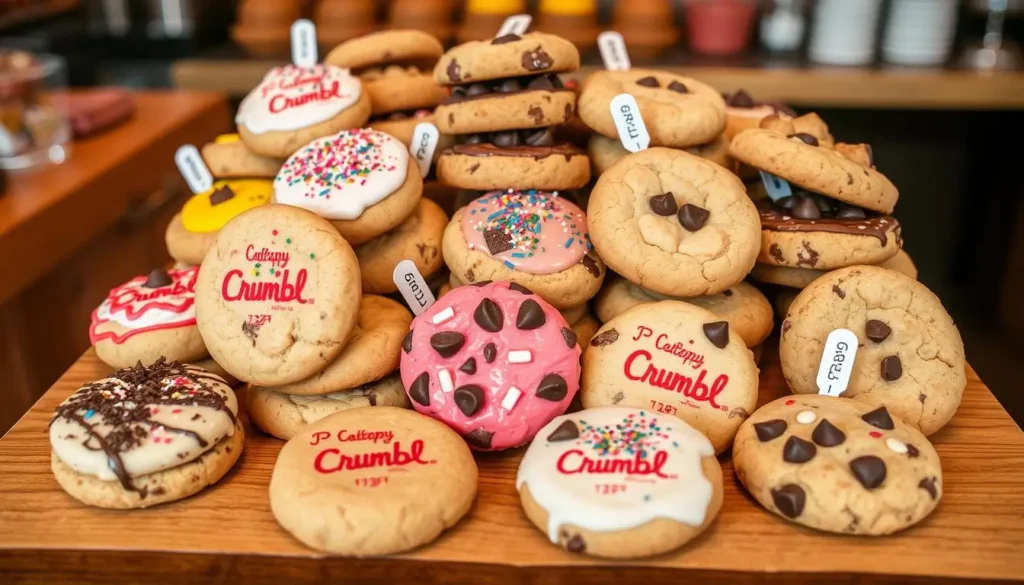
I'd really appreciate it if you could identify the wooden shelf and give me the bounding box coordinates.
[0,0,79,32]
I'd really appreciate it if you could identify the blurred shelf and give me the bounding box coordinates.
[0,0,79,32]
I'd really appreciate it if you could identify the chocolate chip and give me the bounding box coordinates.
[881,355,902,381]
[782,436,817,463]
[491,130,521,147]
[509,282,533,295]
[776,195,796,210]
[527,75,554,90]
[726,89,755,108]
[772,484,806,518]
[498,78,522,93]
[850,455,887,490]
[919,476,937,499]
[590,328,619,347]
[464,428,493,449]
[473,298,504,332]
[536,373,568,401]
[832,285,845,299]
[811,193,833,214]
[789,132,819,147]
[754,419,787,442]
[835,204,866,219]
[703,321,729,349]
[516,299,546,330]
[811,419,846,447]
[483,343,497,363]
[209,185,235,206]
[471,280,492,287]
[402,330,413,353]
[454,385,485,416]
[865,320,891,343]
[409,372,430,406]
[492,33,520,45]
[636,76,660,88]
[459,358,477,375]
[527,105,544,124]
[484,228,514,254]
[566,535,586,553]
[861,407,895,430]
[465,83,490,97]
[523,128,554,146]
[561,326,577,348]
[144,269,172,289]
[678,203,710,231]
[430,331,465,358]
[648,193,678,216]
[667,80,688,93]
[723,289,733,296]
[907,444,920,458]
[446,59,461,83]
[792,196,822,220]
[522,48,553,71]
[581,254,600,278]
[461,133,485,145]
[547,419,579,442]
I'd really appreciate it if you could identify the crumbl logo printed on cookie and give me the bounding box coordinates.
[175,144,214,194]
[410,122,440,178]
[308,428,438,478]
[622,324,728,412]
[816,328,859,397]
[610,94,650,153]
[597,31,631,71]
[393,259,436,315]
[290,19,318,68]
[309,429,395,446]
[236,65,361,135]
[90,267,199,345]
[497,14,531,37]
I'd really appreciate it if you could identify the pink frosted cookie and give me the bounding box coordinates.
[400,281,582,451]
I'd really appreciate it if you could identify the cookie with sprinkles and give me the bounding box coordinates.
[274,128,423,245]
[442,190,605,309]
[49,358,243,509]
[516,407,724,558]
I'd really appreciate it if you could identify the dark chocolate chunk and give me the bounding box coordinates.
[561,326,577,348]
[776,195,796,210]
[590,329,619,347]
[527,105,544,124]
[726,89,755,108]
[446,59,461,83]
[667,80,688,93]
[466,83,490,97]
[516,299,546,330]
[484,228,514,254]
[459,358,477,375]
[753,419,787,442]
[566,535,586,553]
[906,444,920,458]
[636,76,660,88]
[471,280,492,287]
[919,476,938,499]
[812,193,833,214]
[782,436,817,463]
[522,48,553,71]
[792,196,822,220]
[430,331,465,357]
[473,298,504,332]
[835,204,866,219]
[648,192,678,216]
[464,428,493,449]
[789,132,819,147]
[209,185,236,206]
[550,75,564,88]
[144,269,173,289]
[492,33,521,45]
[461,133,485,145]
[865,319,891,342]
[454,385,485,416]
[527,75,555,90]
[547,419,579,442]
[498,78,522,93]
[509,282,534,295]
[581,254,600,277]
[771,484,806,518]
[483,343,497,363]
[850,455,887,490]
[832,285,846,299]
[491,130,521,147]
[881,355,902,381]
[523,128,554,146]
[536,373,568,401]
[703,321,729,349]
[811,419,846,447]
[678,203,710,231]
[409,372,430,406]
[402,329,413,353]
[861,406,895,430]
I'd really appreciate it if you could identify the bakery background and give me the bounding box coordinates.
[0,0,1022,436]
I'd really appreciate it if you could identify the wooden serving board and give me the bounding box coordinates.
[0,347,1022,584]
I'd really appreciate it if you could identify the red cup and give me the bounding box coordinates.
[685,0,757,56]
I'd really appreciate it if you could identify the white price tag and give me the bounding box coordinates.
[815,328,859,397]
[290,19,318,68]
[393,259,436,316]
[760,170,793,201]
[174,144,214,194]
[409,122,440,178]
[496,14,531,37]
[609,93,650,153]
[597,31,631,71]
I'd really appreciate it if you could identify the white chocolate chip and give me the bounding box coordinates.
[508,350,532,364]
[438,369,454,393]
[796,410,816,424]
[431,306,455,324]
[886,438,908,454]
[501,386,522,411]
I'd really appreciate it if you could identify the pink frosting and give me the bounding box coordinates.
[400,281,582,451]
[461,190,592,275]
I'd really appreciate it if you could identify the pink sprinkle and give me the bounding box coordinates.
[785,400,795,406]
[869,431,883,438]
[151,408,159,415]
[164,437,173,444]
[172,408,182,414]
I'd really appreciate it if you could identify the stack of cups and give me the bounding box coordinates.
[882,0,959,66]
[808,0,883,65]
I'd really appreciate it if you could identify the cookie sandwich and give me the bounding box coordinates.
[50,359,242,508]
[165,179,272,266]
[433,32,590,191]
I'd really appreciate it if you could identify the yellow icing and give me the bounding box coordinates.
[181,179,271,233]
[214,133,241,144]
[539,0,594,15]
[467,0,526,14]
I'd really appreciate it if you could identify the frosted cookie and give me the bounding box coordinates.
[780,266,965,436]
[253,295,412,396]
[269,406,477,555]
[201,133,283,179]
[578,70,726,148]
[195,204,361,386]
[50,359,242,509]
[236,64,370,158]
[165,179,272,266]
[400,281,582,451]
[274,128,422,245]
[448,271,589,324]
[588,133,730,176]
[249,373,409,440]
[588,147,760,297]
[581,300,759,454]
[517,407,723,558]
[354,199,448,294]
[733,395,942,535]
[89,267,207,369]
[595,275,773,348]
[442,190,604,309]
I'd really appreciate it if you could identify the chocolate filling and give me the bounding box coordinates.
[757,196,900,246]
[445,142,583,162]
[443,73,571,105]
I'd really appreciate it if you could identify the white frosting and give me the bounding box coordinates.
[89,267,198,344]
[235,64,361,135]
[516,406,715,541]
[274,129,409,221]
[95,299,196,331]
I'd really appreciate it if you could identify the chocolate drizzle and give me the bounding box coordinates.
[446,143,583,162]
[756,199,900,246]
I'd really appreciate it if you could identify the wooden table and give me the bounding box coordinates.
[0,347,1022,584]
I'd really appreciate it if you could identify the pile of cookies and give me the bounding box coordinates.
[55,25,968,563]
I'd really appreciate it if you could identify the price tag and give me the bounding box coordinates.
[393,259,436,316]
[174,144,214,194]
[409,122,440,178]
[290,19,318,68]
[815,328,859,397]
[496,14,531,37]
[597,31,631,71]
[609,93,650,153]
[759,170,793,201]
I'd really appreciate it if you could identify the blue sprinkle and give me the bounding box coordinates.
[644,494,652,502]
[84,409,95,419]
[511,253,526,258]
[487,210,503,221]
[563,237,573,248]
[504,260,515,269]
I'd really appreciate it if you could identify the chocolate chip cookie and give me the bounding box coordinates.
[434,32,580,85]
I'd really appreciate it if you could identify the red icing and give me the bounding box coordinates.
[89,267,198,345]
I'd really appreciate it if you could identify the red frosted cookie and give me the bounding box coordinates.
[400,281,582,451]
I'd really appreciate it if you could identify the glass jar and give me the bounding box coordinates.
[0,52,70,170]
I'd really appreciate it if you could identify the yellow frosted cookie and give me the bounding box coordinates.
[181,179,272,233]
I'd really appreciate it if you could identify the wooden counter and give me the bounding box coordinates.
[1,347,1021,584]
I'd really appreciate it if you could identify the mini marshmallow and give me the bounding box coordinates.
[886,438,908,454]
[432,307,455,325]
[508,350,532,364]
[501,386,522,411]
[438,369,454,393]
